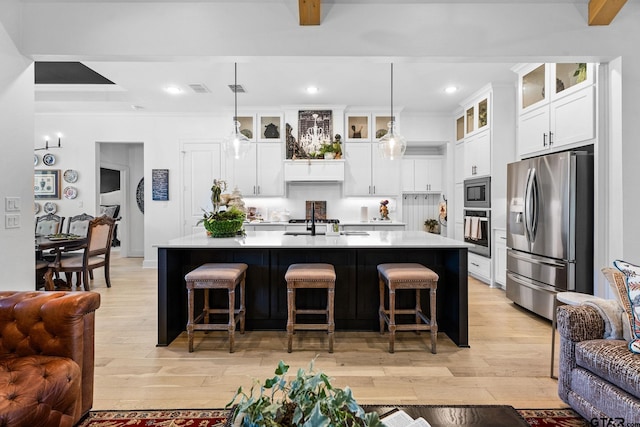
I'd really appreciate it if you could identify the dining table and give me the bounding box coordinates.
[36,234,87,290]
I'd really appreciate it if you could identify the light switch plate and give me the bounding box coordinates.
[5,214,20,229]
[5,197,20,212]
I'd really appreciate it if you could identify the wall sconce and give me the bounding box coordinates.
[35,132,63,151]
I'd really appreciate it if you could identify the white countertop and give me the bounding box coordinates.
[157,230,470,249]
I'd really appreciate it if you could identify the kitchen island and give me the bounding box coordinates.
[156,230,470,347]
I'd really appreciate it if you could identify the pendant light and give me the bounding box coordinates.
[223,62,251,160]
[378,63,407,160]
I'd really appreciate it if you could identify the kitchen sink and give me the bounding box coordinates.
[283,231,370,236]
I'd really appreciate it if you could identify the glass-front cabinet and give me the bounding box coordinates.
[514,62,597,158]
[464,94,490,136]
[518,63,594,114]
[456,115,464,142]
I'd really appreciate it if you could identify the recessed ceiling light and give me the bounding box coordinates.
[306,86,319,94]
[131,105,144,110]
[444,86,458,94]
[164,86,183,95]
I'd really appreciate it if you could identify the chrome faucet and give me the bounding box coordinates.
[307,202,316,236]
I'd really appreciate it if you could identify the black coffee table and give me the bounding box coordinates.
[367,405,529,427]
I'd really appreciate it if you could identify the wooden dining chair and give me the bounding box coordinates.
[35,213,64,236]
[49,215,115,290]
[66,213,94,236]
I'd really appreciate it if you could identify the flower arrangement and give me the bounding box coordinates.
[379,199,389,220]
[226,359,383,427]
[197,179,246,237]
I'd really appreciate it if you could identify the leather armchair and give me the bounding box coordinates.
[0,291,100,427]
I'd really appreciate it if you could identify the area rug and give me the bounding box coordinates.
[517,408,590,426]
[76,409,229,426]
[77,407,588,426]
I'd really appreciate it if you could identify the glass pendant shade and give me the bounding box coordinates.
[224,120,251,160]
[378,121,407,160]
[223,62,251,160]
[379,63,406,160]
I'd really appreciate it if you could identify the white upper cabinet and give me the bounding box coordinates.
[464,129,491,178]
[401,157,443,193]
[459,91,492,179]
[227,143,284,196]
[344,142,400,196]
[515,63,596,158]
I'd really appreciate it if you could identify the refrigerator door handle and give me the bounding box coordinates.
[508,250,566,268]
[507,272,556,294]
[524,167,538,242]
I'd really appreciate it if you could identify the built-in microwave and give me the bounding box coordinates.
[463,177,491,208]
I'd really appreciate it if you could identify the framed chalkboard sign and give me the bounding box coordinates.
[152,169,169,201]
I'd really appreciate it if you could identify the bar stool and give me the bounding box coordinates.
[184,263,248,353]
[378,263,438,353]
[285,263,336,353]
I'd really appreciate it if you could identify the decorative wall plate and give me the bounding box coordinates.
[43,153,56,166]
[34,202,40,214]
[34,154,39,166]
[63,169,78,183]
[63,186,78,199]
[136,177,144,213]
[43,201,57,214]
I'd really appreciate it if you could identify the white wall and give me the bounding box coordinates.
[0,15,35,290]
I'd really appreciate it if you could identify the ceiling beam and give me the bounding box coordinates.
[299,0,321,26]
[588,0,627,25]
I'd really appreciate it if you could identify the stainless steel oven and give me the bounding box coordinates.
[464,177,491,209]
[463,209,491,257]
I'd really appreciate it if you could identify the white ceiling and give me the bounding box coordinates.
[35,59,518,114]
[27,0,591,114]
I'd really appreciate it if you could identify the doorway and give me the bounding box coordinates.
[97,142,144,257]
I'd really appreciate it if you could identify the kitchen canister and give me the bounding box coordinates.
[360,206,369,222]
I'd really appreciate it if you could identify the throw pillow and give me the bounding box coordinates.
[602,267,633,341]
[613,260,640,354]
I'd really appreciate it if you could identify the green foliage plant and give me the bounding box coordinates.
[226,359,383,427]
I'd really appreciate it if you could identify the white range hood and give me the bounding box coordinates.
[283,160,345,182]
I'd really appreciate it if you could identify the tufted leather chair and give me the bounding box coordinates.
[0,291,100,427]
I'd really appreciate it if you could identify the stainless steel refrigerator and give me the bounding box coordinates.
[506,150,593,320]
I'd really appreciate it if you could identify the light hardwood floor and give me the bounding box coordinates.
[88,252,566,410]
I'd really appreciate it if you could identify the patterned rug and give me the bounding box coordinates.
[517,408,590,426]
[76,407,588,426]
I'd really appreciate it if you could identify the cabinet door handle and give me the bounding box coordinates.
[543,133,548,147]
[549,131,554,146]
[253,185,256,195]
[471,262,480,267]
[373,185,376,194]
[257,185,261,194]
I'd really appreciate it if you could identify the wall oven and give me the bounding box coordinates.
[463,209,491,257]
[463,177,491,209]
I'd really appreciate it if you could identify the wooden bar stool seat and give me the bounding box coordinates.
[185,263,248,353]
[285,263,336,353]
[378,263,438,353]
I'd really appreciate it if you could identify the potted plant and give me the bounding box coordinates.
[226,359,383,427]
[197,179,246,237]
[424,219,439,234]
[319,134,343,160]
